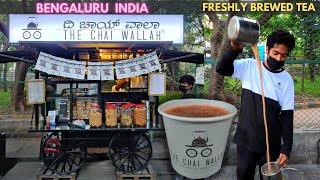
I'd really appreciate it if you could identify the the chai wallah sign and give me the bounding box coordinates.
[9,14,183,43]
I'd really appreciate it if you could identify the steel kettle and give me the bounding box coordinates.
[227,16,260,44]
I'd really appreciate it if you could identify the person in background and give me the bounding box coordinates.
[179,75,196,99]
[216,30,295,180]
[112,79,128,92]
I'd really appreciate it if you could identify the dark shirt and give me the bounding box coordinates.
[181,93,196,99]
[181,89,196,99]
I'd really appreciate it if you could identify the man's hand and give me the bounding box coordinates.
[231,40,244,51]
[277,153,288,166]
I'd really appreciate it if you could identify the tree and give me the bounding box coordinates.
[0,34,9,92]
[0,0,37,113]
[299,14,319,81]
[260,13,319,80]
[149,0,204,89]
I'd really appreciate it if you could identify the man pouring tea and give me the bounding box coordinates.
[216,16,296,180]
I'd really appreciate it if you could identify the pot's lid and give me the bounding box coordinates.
[228,16,240,41]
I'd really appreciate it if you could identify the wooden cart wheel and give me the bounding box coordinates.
[108,132,152,173]
[39,133,50,160]
[41,132,87,175]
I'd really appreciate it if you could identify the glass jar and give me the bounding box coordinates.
[76,100,86,120]
[134,104,147,127]
[105,103,117,127]
[120,104,133,127]
[89,104,102,127]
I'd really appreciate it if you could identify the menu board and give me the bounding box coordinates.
[145,51,161,72]
[137,57,150,75]
[35,52,50,73]
[148,73,166,96]
[60,57,74,79]
[71,61,86,79]
[127,59,139,77]
[87,62,101,80]
[115,59,131,79]
[47,55,61,76]
[100,62,114,80]
[26,79,46,105]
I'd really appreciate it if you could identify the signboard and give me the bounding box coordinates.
[148,73,166,96]
[35,2,149,14]
[9,14,183,43]
[195,67,205,85]
[26,79,46,105]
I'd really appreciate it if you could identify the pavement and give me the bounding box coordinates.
[1,137,320,180]
[1,160,320,180]
[1,117,320,179]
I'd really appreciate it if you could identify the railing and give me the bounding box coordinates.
[204,58,320,129]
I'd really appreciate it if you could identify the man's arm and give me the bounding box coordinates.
[280,110,294,157]
[216,41,243,76]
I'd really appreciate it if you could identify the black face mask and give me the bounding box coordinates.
[179,85,188,93]
[267,56,285,71]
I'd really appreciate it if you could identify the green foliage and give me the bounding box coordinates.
[294,75,320,97]
[0,91,10,108]
[159,91,183,104]
[260,14,319,59]
[224,77,242,96]
[205,13,319,59]
[204,26,212,41]
[203,77,210,96]
[202,76,241,96]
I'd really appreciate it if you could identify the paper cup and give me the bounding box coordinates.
[158,99,237,179]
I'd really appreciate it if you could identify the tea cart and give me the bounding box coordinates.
[1,49,203,175]
[29,50,164,175]
[3,14,204,176]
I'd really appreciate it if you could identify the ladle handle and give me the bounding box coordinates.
[281,167,299,172]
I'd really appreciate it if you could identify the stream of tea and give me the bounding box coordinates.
[252,45,271,173]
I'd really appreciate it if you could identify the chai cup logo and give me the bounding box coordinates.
[22,17,42,40]
[185,131,213,158]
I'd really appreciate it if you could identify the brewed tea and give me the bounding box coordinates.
[165,105,229,117]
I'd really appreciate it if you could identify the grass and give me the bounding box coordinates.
[294,75,320,97]
[0,91,11,108]
[159,91,183,104]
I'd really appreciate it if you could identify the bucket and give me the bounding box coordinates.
[158,99,237,179]
[261,162,299,180]
[227,16,260,44]
[261,162,283,180]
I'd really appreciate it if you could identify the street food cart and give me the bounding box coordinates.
[5,13,199,175]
